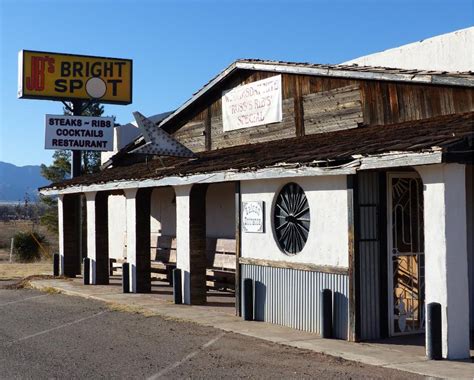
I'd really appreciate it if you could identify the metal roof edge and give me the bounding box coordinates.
[40,151,443,196]
[236,61,474,86]
[40,164,357,196]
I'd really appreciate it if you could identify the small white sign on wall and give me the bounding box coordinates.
[222,75,282,132]
[242,201,265,233]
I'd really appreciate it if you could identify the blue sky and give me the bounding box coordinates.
[0,0,472,167]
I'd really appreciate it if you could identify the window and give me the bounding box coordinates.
[273,183,310,255]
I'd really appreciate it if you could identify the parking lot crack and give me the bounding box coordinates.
[0,294,48,306]
[4,310,107,346]
[146,332,226,379]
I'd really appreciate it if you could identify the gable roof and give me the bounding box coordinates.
[158,58,474,131]
[41,112,474,193]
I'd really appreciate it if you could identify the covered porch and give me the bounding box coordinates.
[56,180,239,309]
[42,112,474,360]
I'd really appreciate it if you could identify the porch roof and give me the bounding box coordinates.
[41,112,473,193]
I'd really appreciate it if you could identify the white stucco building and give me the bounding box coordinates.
[42,31,474,360]
[343,27,474,72]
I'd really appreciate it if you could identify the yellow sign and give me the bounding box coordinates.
[18,50,132,104]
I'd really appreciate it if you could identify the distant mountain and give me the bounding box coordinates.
[0,161,49,202]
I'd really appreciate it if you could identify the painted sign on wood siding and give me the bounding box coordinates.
[222,75,282,131]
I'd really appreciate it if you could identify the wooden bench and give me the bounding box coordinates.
[108,236,177,281]
[205,238,236,292]
[109,258,125,275]
[109,232,128,276]
[110,235,237,293]
[151,235,236,292]
[151,235,177,284]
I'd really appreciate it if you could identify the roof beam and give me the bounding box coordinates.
[40,151,444,196]
[358,151,443,170]
[41,164,358,196]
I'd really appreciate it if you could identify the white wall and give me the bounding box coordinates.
[343,27,474,72]
[85,192,97,284]
[150,187,176,238]
[241,176,349,268]
[124,189,138,292]
[206,182,235,239]
[174,185,192,304]
[108,193,127,259]
[466,165,474,330]
[57,195,65,274]
[416,163,470,359]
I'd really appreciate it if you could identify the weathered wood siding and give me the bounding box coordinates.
[210,98,295,150]
[170,70,474,152]
[360,81,474,126]
[303,84,363,134]
[173,119,206,152]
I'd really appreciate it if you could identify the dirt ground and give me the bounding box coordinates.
[0,220,54,279]
[0,262,52,280]
[0,220,58,261]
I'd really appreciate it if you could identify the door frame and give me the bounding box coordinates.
[386,171,425,337]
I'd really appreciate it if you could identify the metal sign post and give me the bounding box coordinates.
[71,100,83,273]
[17,49,133,279]
[18,49,133,179]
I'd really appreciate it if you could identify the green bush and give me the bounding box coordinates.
[13,232,48,262]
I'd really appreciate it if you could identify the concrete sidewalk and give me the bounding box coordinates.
[29,278,474,379]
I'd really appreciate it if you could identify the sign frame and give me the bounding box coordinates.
[18,49,133,105]
[242,201,265,233]
[44,114,115,152]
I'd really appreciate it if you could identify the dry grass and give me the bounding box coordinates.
[0,262,52,280]
[107,303,158,318]
[0,220,59,259]
[41,286,63,294]
[1,274,59,289]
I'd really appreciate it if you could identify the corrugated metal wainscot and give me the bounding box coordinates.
[241,264,349,340]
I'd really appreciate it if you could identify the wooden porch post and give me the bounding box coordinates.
[125,188,152,293]
[84,191,110,285]
[60,193,81,277]
[189,184,208,305]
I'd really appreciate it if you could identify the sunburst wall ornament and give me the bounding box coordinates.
[273,182,310,255]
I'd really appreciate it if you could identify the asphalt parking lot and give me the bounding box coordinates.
[0,287,423,379]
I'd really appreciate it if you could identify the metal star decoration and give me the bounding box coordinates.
[130,111,196,158]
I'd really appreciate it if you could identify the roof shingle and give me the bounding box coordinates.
[42,112,473,191]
